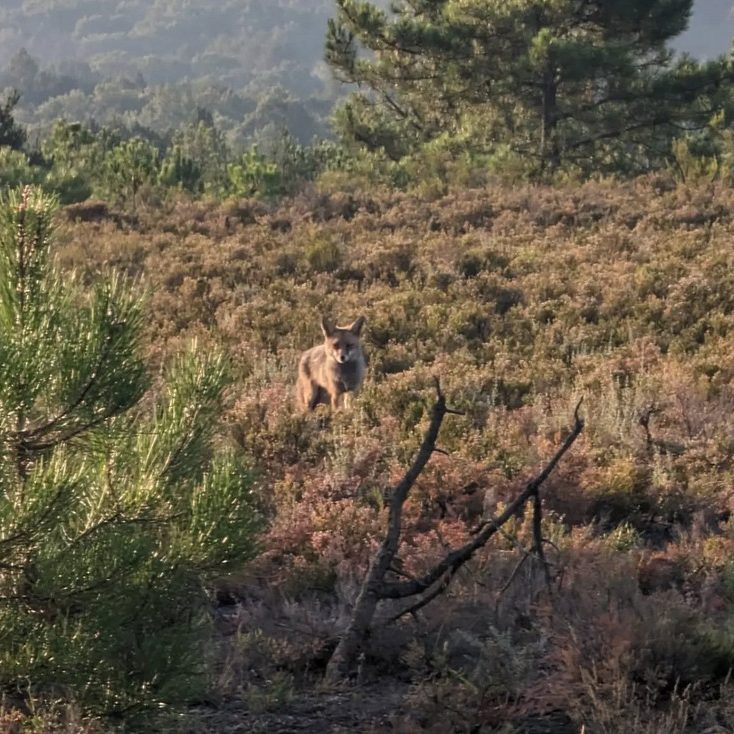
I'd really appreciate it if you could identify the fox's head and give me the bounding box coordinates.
[321,316,365,364]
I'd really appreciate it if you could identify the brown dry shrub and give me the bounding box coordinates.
[62,199,110,223]
[48,178,734,728]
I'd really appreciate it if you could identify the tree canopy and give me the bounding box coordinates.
[0,1,339,148]
[326,0,734,175]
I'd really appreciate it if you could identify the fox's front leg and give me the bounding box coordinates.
[298,377,319,412]
[331,389,344,411]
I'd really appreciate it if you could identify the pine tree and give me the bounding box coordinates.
[101,137,160,212]
[159,144,205,194]
[41,121,113,204]
[165,119,230,195]
[326,0,734,175]
[0,90,27,151]
[0,187,259,714]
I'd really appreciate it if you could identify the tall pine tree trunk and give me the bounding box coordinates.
[540,70,559,174]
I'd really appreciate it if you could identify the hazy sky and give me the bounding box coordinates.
[679,0,734,58]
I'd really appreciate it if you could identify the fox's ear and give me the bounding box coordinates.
[348,316,365,336]
[321,316,334,337]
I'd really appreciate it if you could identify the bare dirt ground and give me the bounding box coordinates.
[174,681,411,734]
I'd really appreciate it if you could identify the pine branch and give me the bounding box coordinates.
[16,334,115,443]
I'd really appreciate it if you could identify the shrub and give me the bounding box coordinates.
[46,176,734,729]
[304,235,342,273]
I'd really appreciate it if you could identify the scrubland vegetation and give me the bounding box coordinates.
[4,0,734,731]
[0,175,731,731]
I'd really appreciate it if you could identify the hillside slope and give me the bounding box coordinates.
[56,176,734,730]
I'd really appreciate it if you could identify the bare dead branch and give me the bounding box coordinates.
[389,570,454,623]
[326,390,584,681]
[498,549,532,597]
[384,385,446,557]
[325,382,448,682]
[388,560,419,582]
[380,404,584,599]
[532,489,552,589]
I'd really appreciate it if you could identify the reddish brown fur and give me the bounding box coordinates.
[297,316,366,411]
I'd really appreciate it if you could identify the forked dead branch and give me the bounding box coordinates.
[326,381,584,682]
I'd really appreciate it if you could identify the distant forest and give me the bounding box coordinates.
[0,0,343,149]
[1,0,731,152]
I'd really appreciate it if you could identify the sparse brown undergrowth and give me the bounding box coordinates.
[33,176,734,731]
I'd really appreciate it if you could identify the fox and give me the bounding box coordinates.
[297,316,366,411]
